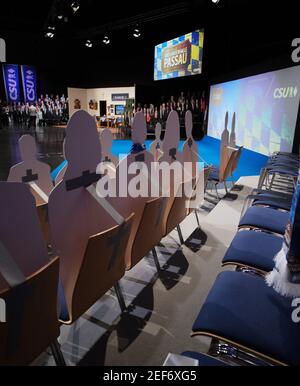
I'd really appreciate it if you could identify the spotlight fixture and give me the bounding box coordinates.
[45,26,55,38]
[102,35,111,45]
[211,0,220,3]
[85,39,93,48]
[133,26,141,38]
[71,1,80,13]
[57,14,63,20]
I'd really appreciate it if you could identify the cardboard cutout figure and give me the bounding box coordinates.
[54,139,67,186]
[7,135,53,206]
[48,110,133,321]
[159,110,183,195]
[112,111,156,269]
[158,111,184,234]
[182,110,199,180]
[100,129,119,167]
[219,112,230,180]
[0,182,49,283]
[229,112,236,148]
[149,123,163,162]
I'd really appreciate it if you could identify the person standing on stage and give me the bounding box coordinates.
[28,103,37,129]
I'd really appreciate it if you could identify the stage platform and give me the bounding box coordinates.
[51,136,268,181]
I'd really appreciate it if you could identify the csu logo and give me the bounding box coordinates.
[0,38,6,62]
[274,87,298,99]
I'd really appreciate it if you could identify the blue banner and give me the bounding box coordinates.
[21,65,37,103]
[2,64,21,102]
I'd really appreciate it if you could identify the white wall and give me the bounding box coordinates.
[67,86,135,117]
[68,88,88,116]
[87,86,135,116]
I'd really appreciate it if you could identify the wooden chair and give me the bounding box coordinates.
[0,182,63,366]
[208,147,238,199]
[129,197,168,272]
[188,166,212,227]
[59,214,134,323]
[229,146,244,185]
[48,110,135,322]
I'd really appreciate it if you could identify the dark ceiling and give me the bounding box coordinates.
[0,0,299,96]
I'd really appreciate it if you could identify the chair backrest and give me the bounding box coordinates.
[165,181,189,236]
[131,197,168,269]
[188,166,212,213]
[220,148,239,182]
[231,146,243,175]
[67,214,134,323]
[0,257,60,365]
[219,112,230,179]
[0,182,59,365]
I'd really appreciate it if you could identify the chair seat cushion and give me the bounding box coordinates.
[181,351,228,366]
[239,206,289,234]
[268,167,298,177]
[222,230,282,272]
[208,168,220,182]
[192,271,300,366]
[252,197,291,211]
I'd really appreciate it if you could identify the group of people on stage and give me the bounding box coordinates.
[0,94,69,129]
[133,91,208,137]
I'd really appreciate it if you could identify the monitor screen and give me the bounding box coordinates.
[115,105,125,115]
[154,30,204,81]
[207,65,300,155]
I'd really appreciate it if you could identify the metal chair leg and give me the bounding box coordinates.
[114,281,126,312]
[224,180,228,194]
[177,224,184,244]
[152,247,161,272]
[231,174,235,187]
[194,210,200,228]
[214,183,220,199]
[269,173,275,190]
[50,340,67,366]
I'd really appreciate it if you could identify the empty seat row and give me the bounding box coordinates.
[190,152,300,366]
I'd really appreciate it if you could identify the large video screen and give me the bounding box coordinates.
[154,30,204,81]
[208,66,300,155]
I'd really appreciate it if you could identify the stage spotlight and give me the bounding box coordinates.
[71,1,80,13]
[212,0,220,3]
[103,35,111,45]
[85,39,93,48]
[57,14,63,20]
[133,25,141,38]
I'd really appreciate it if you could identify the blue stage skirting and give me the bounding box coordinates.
[51,136,268,181]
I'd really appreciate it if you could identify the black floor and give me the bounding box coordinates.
[0,124,65,180]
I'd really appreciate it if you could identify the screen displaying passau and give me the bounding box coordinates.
[154,30,204,81]
[208,65,300,155]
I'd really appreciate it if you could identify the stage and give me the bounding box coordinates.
[51,135,268,181]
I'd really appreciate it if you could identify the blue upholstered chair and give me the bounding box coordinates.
[222,230,282,273]
[192,271,300,366]
[181,351,229,366]
[239,206,289,235]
